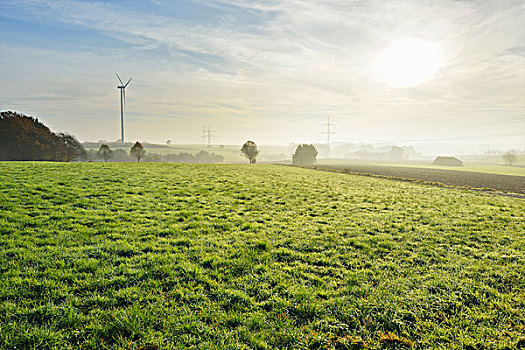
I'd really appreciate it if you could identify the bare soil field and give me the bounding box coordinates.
[309,164,525,195]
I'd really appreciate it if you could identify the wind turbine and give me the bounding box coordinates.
[116,73,132,144]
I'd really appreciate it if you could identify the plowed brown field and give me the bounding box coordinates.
[310,164,525,195]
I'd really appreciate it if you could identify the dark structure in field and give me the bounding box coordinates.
[433,156,463,166]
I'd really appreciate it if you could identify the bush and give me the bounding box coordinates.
[293,144,318,165]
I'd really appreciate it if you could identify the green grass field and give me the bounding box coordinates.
[0,163,524,349]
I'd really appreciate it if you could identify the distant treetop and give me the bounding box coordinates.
[130,141,146,162]
[241,141,259,164]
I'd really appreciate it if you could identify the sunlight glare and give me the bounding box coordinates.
[376,38,443,87]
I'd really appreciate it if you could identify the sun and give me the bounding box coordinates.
[376,38,443,87]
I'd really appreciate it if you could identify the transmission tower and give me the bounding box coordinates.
[201,125,215,148]
[320,117,336,158]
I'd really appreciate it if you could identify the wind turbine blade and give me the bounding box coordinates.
[124,77,132,88]
[115,73,123,85]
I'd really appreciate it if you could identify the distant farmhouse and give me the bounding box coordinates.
[433,156,463,166]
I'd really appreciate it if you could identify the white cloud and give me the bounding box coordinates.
[0,0,524,150]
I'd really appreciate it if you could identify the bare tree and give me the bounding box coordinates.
[502,150,518,166]
[241,141,259,164]
[130,141,146,162]
[97,144,113,162]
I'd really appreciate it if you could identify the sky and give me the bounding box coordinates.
[0,0,524,154]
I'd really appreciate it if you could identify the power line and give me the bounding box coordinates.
[347,131,525,143]
[320,117,336,158]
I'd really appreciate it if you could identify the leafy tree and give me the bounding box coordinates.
[130,141,146,162]
[502,150,518,166]
[97,144,113,162]
[293,144,318,165]
[0,111,84,161]
[241,141,259,164]
[0,111,54,160]
[56,132,86,162]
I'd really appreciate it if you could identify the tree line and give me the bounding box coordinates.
[241,141,318,165]
[98,141,317,164]
[94,143,224,163]
[0,112,226,163]
[0,111,86,161]
[2,111,337,166]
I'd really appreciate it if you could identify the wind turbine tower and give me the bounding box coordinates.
[116,73,132,144]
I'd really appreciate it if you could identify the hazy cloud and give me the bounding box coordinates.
[0,0,523,151]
